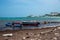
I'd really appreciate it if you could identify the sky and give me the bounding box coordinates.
[0,0,60,17]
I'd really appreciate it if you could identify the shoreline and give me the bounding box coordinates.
[0,26,60,40]
[1,20,60,31]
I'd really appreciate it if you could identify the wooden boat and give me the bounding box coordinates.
[5,21,40,30]
[22,22,40,26]
[5,22,22,29]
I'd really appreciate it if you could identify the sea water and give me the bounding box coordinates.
[0,17,60,21]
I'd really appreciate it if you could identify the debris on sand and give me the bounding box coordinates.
[0,27,60,40]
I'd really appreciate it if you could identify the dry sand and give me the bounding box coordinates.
[0,27,60,40]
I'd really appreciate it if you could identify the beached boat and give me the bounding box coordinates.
[6,21,40,27]
[5,21,40,30]
[5,22,22,30]
[22,21,40,26]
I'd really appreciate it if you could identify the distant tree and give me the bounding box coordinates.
[27,15,33,17]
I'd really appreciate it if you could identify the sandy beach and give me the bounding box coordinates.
[0,26,60,40]
[0,20,60,40]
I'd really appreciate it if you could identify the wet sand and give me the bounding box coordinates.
[0,26,60,40]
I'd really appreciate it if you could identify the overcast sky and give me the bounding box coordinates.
[0,0,60,17]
